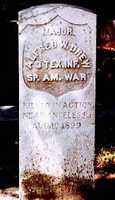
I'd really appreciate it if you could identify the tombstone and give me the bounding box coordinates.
[19,4,96,199]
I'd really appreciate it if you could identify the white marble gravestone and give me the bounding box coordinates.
[19,4,96,199]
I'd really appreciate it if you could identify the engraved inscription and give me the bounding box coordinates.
[43,26,74,36]
[22,17,92,96]
[19,5,96,200]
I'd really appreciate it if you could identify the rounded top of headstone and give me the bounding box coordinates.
[18,4,96,21]
[18,4,96,34]
[19,3,96,14]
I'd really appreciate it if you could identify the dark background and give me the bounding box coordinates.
[0,0,115,199]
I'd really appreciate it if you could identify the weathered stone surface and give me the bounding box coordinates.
[19,4,96,199]
[0,187,19,199]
